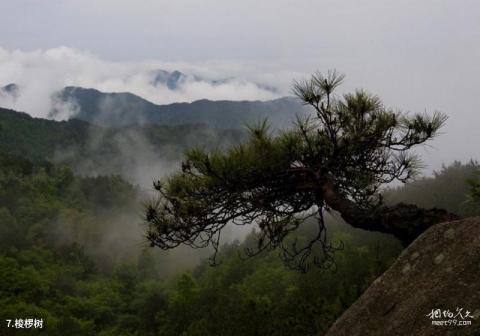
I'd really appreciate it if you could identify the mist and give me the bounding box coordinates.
[44,106,249,274]
[0,46,286,120]
[1,0,479,170]
[1,0,479,281]
[1,2,480,334]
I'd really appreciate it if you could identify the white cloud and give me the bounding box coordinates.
[0,41,478,172]
[0,46,292,119]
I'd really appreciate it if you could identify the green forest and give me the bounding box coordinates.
[1,107,479,335]
[1,2,479,335]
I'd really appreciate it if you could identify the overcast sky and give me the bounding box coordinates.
[0,0,479,171]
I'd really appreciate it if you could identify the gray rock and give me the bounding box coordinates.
[324,217,480,336]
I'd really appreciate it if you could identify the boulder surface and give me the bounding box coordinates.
[325,217,480,336]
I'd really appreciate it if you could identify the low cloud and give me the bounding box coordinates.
[0,46,292,119]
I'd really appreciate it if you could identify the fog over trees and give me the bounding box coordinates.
[1,1,479,335]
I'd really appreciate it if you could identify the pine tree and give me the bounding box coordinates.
[144,71,457,271]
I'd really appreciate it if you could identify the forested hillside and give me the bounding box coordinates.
[0,108,90,160]
[385,160,480,217]
[0,107,245,184]
[2,0,480,334]
[0,151,404,335]
[1,107,479,335]
[52,87,306,129]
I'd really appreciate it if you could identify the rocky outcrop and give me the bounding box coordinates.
[325,217,480,336]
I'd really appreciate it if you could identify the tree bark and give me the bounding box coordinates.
[321,182,460,245]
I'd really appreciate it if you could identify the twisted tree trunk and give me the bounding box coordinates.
[321,181,460,245]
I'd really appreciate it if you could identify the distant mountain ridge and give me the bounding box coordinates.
[51,86,308,129]
[2,69,302,129]
[149,69,278,93]
[0,83,19,100]
[151,70,186,89]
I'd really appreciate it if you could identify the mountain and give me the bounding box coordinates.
[0,106,245,159]
[51,86,308,129]
[0,107,245,185]
[150,69,187,89]
[0,83,19,100]
[0,107,91,160]
[149,69,278,93]
[1,83,19,94]
[51,86,159,127]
